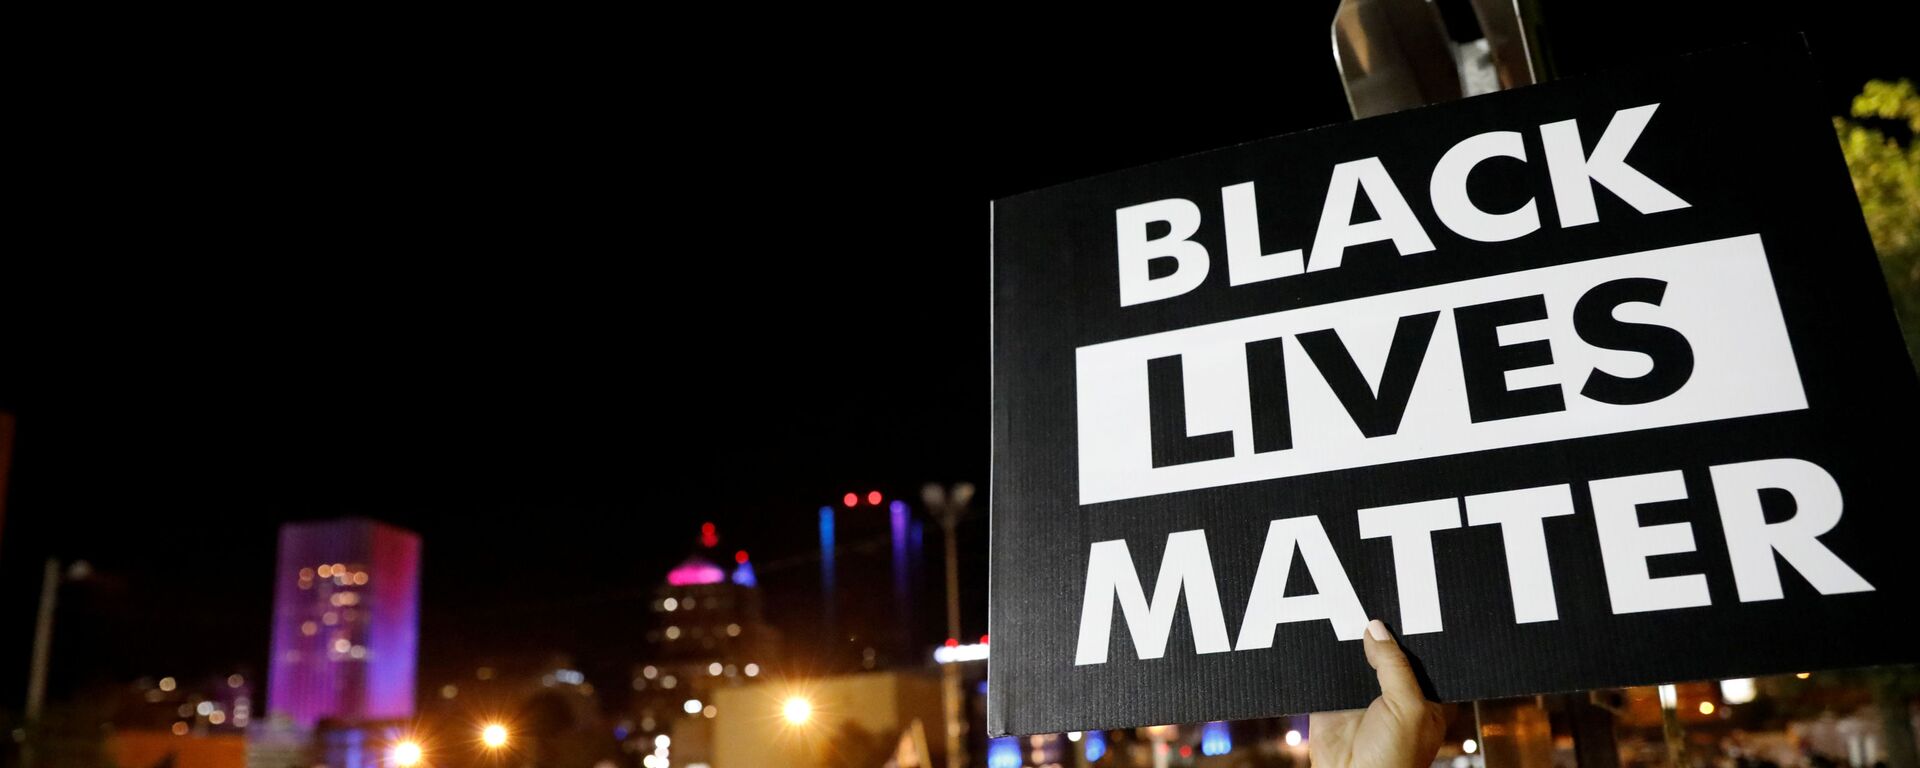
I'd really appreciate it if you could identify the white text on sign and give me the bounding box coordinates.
[1075,234,1805,504]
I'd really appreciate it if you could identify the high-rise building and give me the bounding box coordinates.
[627,524,779,766]
[265,518,421,728]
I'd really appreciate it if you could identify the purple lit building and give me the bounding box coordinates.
[266,518,421,728]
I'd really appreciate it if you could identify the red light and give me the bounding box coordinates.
[979,635,990,644]
[700,522,718,548]
[843,493,858,508]
[867,491,882,506]
[1180,745,1193,758]
[944,638,959,648]
[735,550,749,564]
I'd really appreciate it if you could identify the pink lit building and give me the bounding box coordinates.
[265,518,421,728]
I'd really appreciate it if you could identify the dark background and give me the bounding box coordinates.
[2,1,1914,715]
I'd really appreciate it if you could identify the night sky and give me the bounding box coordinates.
[3,2,1913,711]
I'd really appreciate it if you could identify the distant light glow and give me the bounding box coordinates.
[1085,730,1107,762]
[663,597,678,611]
[819,507,835,603]
[702,705,717,718]
[708,663,723,676]
[228,674,244,688]
[391,740,423,767]
[731,561,757,587]
[933,643,990,664]
[1202,721,1232,756]
[1285,730,1303,747]
[1067,732,1082,742]
[735,550,749,564]
[1796,672,1811,679]
[782,697,812,725]
[868,491,883,505]
[683,698,702,714]
[1699,701,1716,715]
[667,556,726,586]
[1463,738,1478,754]
[744,664,760,677]
[987,737,1021,768]
[1658,684,1678,710]
[843,493,858,508]
[482,724,508,749]
[655,735,670,749]
[159,677,177,692]
[555,669,584,685]
[700,522,718,548]
[1720,678,1757,705]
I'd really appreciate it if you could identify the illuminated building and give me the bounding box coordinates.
[265,518,421,728]
[628,524,780,765]
[712,670,944,768]
[817,491,925,669]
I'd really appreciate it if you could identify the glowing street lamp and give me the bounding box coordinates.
[390,740,423,767]
[481,724,508,749]
[782,696,813,725]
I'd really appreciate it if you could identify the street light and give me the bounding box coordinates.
[922,482,975,768]
[782,696,813,725]
[481,724,508,749]
[390,740,423,767]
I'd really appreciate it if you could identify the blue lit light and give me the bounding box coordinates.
[987,737,1021,768]
[1084,730,1108,763]
[731,561,757,587]
[890,500,909,612]
[1202,721,1232,756]
[818,506,835,591]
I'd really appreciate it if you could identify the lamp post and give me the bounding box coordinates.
[922,482,974,768]
[23,558,90,768]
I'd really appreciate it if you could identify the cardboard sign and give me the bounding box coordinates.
[987,38,1920,736]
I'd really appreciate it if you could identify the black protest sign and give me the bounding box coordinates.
[987,38,1920,736]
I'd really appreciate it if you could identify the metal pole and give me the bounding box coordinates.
[940,510,967,768]
[23,557,60,768]
[26,558,58,720]
[926,482,974,768]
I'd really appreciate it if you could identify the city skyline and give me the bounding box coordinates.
[3,0,1915,744]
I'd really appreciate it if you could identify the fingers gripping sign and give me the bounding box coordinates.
[1310,620,1449,768]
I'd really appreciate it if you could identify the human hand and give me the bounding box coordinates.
[1308,620,1448,768]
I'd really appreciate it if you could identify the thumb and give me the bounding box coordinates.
[1361,619,1427,710]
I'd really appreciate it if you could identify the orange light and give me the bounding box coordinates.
[481,723,508,749]
[391,740,423,767]
[782,696,813,725]
[867,491,883,505]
